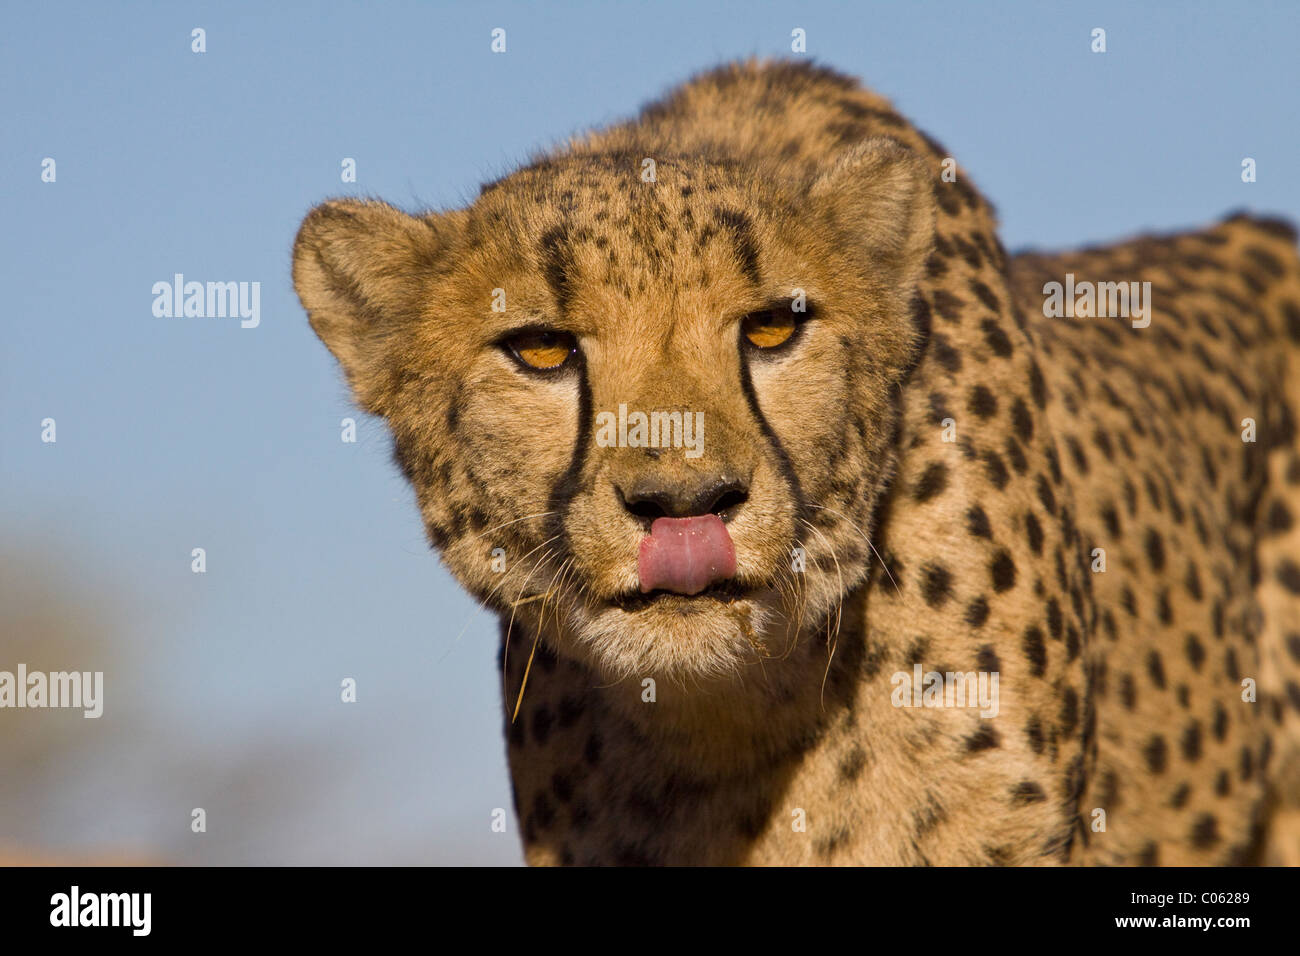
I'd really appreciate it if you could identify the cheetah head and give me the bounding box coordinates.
[293,140,933,685]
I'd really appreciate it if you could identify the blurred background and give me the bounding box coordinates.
[2,0,1297,865]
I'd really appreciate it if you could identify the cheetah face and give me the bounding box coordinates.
[294,143,934,683]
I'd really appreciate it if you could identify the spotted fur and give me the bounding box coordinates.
[293,60,1300,866]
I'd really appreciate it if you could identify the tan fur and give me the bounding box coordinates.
[294,60,1300,865]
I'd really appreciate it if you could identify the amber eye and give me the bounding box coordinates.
[505,328,577,371]
[741,309,799,350]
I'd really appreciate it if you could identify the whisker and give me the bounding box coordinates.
[468,510,558,542]
[511,554,574,723]
[799,518,845,710]
[502,546,561,714]
[437,533,566,671]
[809,503,900,597]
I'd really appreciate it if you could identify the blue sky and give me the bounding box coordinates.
[2,1,1296,863]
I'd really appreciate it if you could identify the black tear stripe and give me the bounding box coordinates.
[713,207,762,287]
[542,353,593,587]
[539,224,574,313]
[737,355,806,530]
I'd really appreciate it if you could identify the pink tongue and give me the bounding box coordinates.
[637,514,737,595]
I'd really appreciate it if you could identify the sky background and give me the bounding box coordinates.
[1,1,1297,864]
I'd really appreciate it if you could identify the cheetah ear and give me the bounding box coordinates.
[808,136,935,291]
[292,198,461,412]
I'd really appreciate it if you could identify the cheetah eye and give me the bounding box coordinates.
[504,328,578,372]
[741,308,800,350]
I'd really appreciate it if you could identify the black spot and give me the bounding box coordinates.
[507,715,525,749]
[931,332,961,372]
[981,318,1013,357]
[991,550,1017,592]
[1185,634,1205,672]
[920,562,954,608]
[839,747,867,782]
[558,695,585,728]
[1119,674,1136,710]
[977,644,999,672]
[1011,781,1046,804]
[1181,720,1202,761]
[1101,505,1120,538]
[1146,650,1166,689]
[551,771,575,803]
[1025,511,1044,554]
[1137,842,1159,866]
[1144,528,1166,572]
[1022,626,1047,677]
[1170,783,1190,808]
[1215,770,1231,797]
[1025,716,1045,753]
[905,637,930,666]
[531,792,556,831]
[1059,687,1079,735]
[968,384,998,418]
[1213,702,1228,742]
[1277,559,1300,595]
[1285,300,1300,344]
[1064,436,1089,474]
[1036,474,1057,515]
[983,450,1010,489]
[913,462,949,502]
[932,289,965,322]
[1045,597,1063,640]
[1010,399,1033,442]
[934,181,962,216]
[1156,591,1173,625]
[1028,360,1048,409]
[1065,624,1080,662]
[1224,647,1240,681]
[1004,435,1028,474]
[531,705,554,745]
[967,505,992,538]
[569,800,593,832]
[965,596,990,628]
[965,725,1000,752]
[813,826,850,858]
[1244,245,1284,277]
[1092,428,1114,461]
[1144,736,1168,773]
[970,279,1001,311]
[1267,499,1294,533]
[1190,814,1220,849]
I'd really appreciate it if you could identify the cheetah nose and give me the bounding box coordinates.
[637,515,737,595]
[619,477,749,521]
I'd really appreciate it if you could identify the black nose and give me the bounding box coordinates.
[619,476,750,522]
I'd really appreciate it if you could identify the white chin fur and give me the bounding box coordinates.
[561,591,806,685]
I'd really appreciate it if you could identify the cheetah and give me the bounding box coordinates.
[292,60,1300,865]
